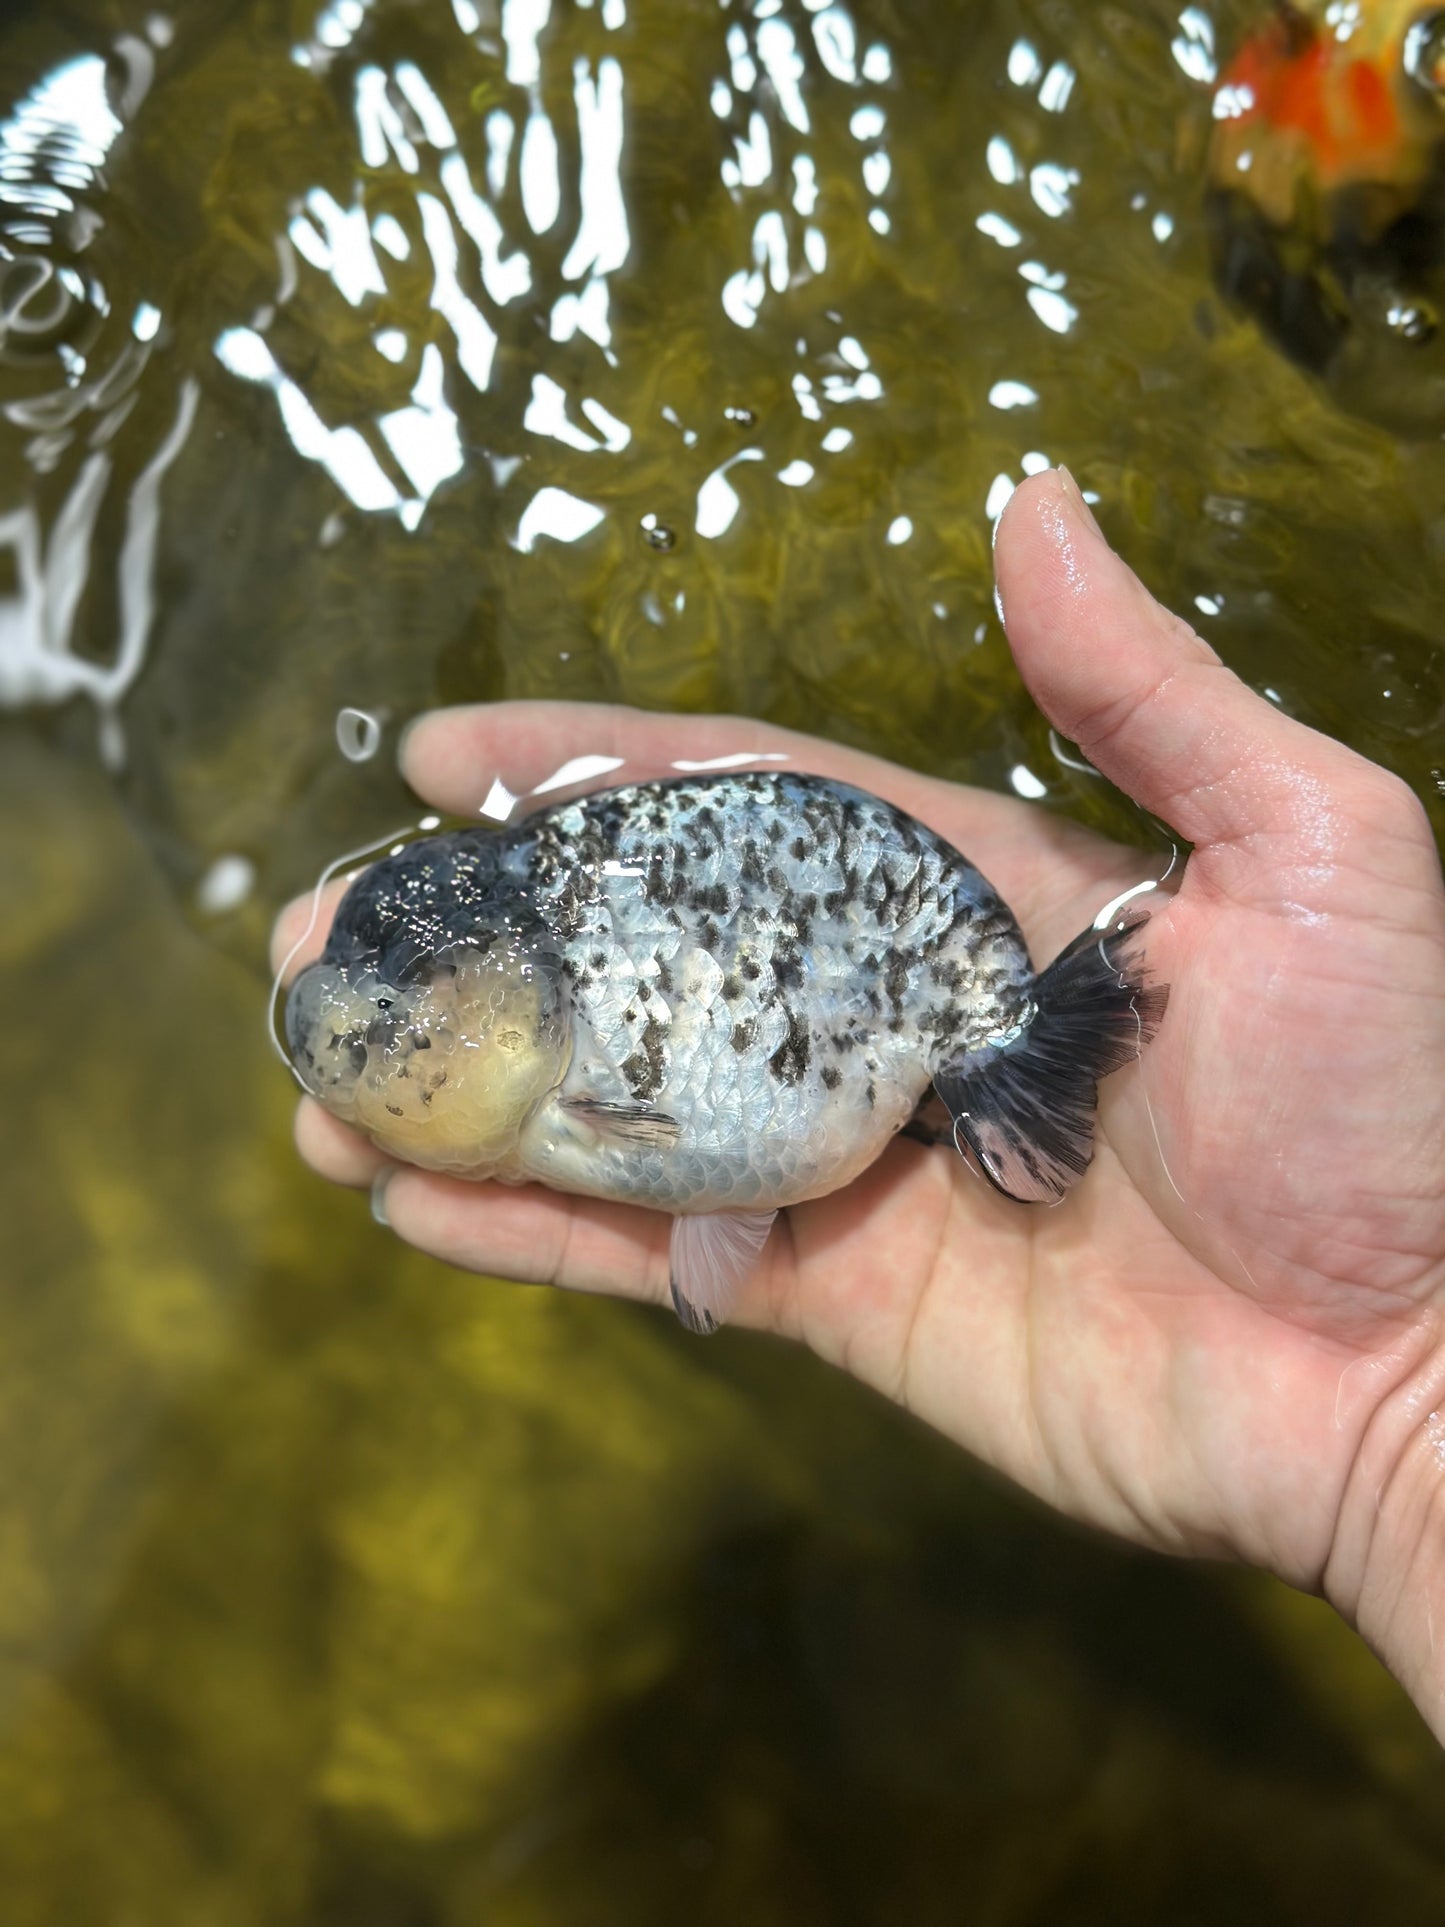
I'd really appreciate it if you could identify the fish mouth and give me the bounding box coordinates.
[284,946,568,1177]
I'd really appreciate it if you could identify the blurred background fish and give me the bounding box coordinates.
[1208,0,1445,414]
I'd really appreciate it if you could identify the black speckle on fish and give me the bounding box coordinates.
[286,769,1164,1232]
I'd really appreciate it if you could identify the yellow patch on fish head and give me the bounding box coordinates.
[286,947,568,1177]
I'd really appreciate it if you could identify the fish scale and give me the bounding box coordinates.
[287,768,1164,1328]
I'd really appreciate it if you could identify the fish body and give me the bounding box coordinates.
[287,772,1162,1331]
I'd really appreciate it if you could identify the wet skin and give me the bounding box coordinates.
[274,469,1445,1740]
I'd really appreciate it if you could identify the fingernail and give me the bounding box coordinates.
[1056,467,1105,541]
[370,1170,394,1228]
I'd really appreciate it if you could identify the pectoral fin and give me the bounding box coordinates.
[669,1209,777,1336]
[560,1096,681,1148]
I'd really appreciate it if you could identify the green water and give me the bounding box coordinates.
[2,0,1444,1918]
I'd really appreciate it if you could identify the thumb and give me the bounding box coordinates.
[993,469,1434,914]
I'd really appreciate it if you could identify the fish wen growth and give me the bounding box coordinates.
[286,773,1167,1333]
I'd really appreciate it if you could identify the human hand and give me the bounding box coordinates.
[273,470,1445,1736]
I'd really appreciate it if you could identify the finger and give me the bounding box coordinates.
[995,470,1434,910]
[294,1098,393,1188]
[397,700,1144,947]
[269,876,351,982]
[376,1168,685,1312]
[398,700,935,818]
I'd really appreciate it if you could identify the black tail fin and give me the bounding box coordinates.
[933,917,1167,1205]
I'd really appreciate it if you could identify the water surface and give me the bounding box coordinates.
[2,0,1444,1918]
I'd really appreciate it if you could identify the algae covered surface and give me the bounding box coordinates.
[2,0,1445,1919]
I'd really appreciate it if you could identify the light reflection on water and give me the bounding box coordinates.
[0,0,1444,1912]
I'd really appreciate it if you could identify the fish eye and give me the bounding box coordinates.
[1404,10,1445,94]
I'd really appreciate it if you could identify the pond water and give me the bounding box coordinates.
[2,0,1444,1918]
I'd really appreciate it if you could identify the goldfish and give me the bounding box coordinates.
[1208,0,1445,369]
[285,773,1165,1334]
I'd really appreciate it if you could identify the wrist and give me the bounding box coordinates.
[1325,1309,1445,1744]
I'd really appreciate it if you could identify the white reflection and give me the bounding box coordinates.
[821,369,882,402]
[479,776,517,821]
[1212,79,1256,124]
[792,372,822,421]
[673,750,790,771]
[418,192,498,389]
[532,751,624,793]
[355,66,418,173]
[813,9,856,84]
[985,473,1015,519]
[1195,593,1222,615]
[1152,211,1174,243]
[805,226,827,271]
[373,212,410,259]
[1027,287,1076,333]
[695,450,763,539]
[821,425,852,450]
[753,210,790,291]
[1029,163,1079,219]
[792,154,818,215]
[486,109,514,198]
[525,372,631,451]
[977,210,1021,247]
[133,302,161,342]
[986,136,1020,185]
[602,0,625,26]
[989,380,1037,410]
[712,80,732,117]
[778,459,813,485]
[442,152,533,302]
[504,0,551,87]
[290,188,386,306]
[757,19,810,132]
[395,62,456,148]
[1020,450,1050,475]
[722,266,765,328]
[521,107,561,233]
[838,335,869,369]
[850,105,885,139]
[452,0,482,30]
[1171,6,1217,84]
[886,515,911,544]
[0,379,198,751]
[561,58,630,280]
[550,276,613,349]
[515,486,606,551]
[1007,39,1042,87]
[337,706,384,761]
[726,24,758,91]
[728,112,773,190]
[863,151,890,195]
[218,327,400,512]
[2,54,122,192]
[197,855,256,915]
[861,42,890,82]
[1010,765,1048,800]
[314,0,368,52]
[1038,62,1075,113]
[379,342,464,508]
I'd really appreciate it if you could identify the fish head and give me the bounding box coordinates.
[284,839,569,1177]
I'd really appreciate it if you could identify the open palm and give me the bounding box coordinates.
[276,471,1445,1730]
